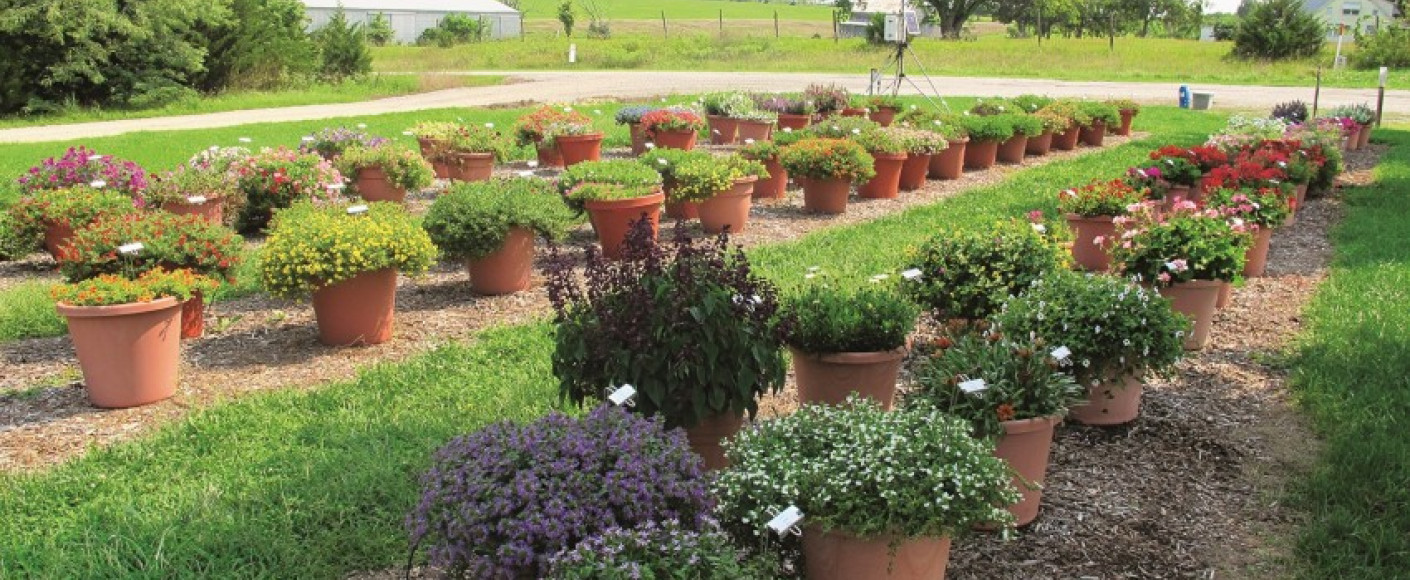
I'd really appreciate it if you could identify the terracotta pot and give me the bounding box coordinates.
[180,291,204,339]
[899,152,931,191]
[1294,182,1309,209]
[790,345,906,410]
[467,226,535,295]
[1345,125,1361,151]
[1358,123,1373,148]
[698,178,755,234]
[803,526,951,580]
[993,415,1062,527]
[585,190,665,259]
[445,153,494,182]
[57,297,182,408]
[627,123,648,156]
[776,114,811,131]
[1079,121,1107,146]
[651,129,697,151]
[753,157,787,199]
[929,139,967,180]
[685,411,743,471]
[535,144,564,169]
[868,107,899,127]
[1025,132,1053,156]
[663,200,699,220]
[840,107,868,118]
[163,196,224,224]
[1164,184,1195,210]
[859,152,907,199]
[1070,373,1143,425]
[1117,109,1137,136]
[312,268,398,346]
[963,139,999,170]
[736,120,774,143]
[356,167,408,203]
[416,137,436,158]
[1243,226,1274,277]
[799,177,851,214]
[1217,281,1233,309]
[1159,279,1222,350]
[706,115,739,145]
[418,138,451,179]
[997,134,1029,164]
[1053,124,1081,151]
[1065,214,1117,272]
[43,221,77,260]
[555,133,604,167]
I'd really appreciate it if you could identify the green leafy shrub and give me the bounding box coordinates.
[997,113,1044,137]
[1010,94,1054,113]
[778,138,875,183]
[337,144,436,191]
[1231,0,1325,60]
[422,178,576,261]
[416,13,484,47]
[313,6,372,81]
[960,114,1017,142]
[1111,205,1251,285]
[1075,102,1120,127]
[669,155,766,203]
[259,201,437,298]
[781,282,919,353]
[433,124,513,162]
[901,220,1064,320]
[558,160,663,211]
[1038,101,1090,128]
[1352,26,1410,69]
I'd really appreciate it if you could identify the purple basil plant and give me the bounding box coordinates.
[17,146,148,200]
[406,405,714,579]
[298,127,390,160]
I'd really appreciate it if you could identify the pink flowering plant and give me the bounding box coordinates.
[1204,187,1291,229]
[1111,203,1251,286]
[230,148,344,233]
[17,146,148,199]
[1058,179,1147,217]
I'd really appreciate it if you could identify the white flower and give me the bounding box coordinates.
[645,142,657,149]
[744,138,756,145]
[808,266,820,273]
[782,127,793,133]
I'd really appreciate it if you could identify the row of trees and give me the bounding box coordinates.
[918,0,1205,40]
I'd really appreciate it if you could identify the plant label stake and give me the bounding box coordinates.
[346,205,370,216]
[766,506,804,536]
[1051,346,1072,363]
[118,242,144,256]
[901,268,923,281]
[186,195,208,205]
[959,377,988,395]
[606,384,637,407]
[517,171,535,178]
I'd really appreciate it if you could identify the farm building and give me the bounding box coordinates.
[302,0,522,43]
[1301,0,1399,38]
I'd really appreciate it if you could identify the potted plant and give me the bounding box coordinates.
[892,128,947,191]
[1027,110,1069,156]
[615,105,658,156]
[59,211,243,339]
[428,124,510,182]
[1107,99,1141,136]
[969,98,1011,116]
[640,148,708,220]
[714,399,1018,580]
[422,178,576,295]
[754,93,814,131]
[995,271,1188,425]
[549,115,606,167]
[337,143,436,204]
[701,91,755,145]
[1076,102,1120,147]
[230,147,344,233]
[1111,203,1251,350]
[640,108,706,151]
[259,201,436,346]
[1010,94,1055,114]
[740,140,788,200]
[682,154,768,234]
[143,166,238,224]
[906,327,1085,526]
[298,127,388,161]
[1038,101,1090,151]
[407,121,461,177]
[851,127,910,200]
[546,226,788,469]
[1205,187,1291,279]
[51,268,216,408]
[779,138,874,214]
[407,406,715,579]
[17,146,149,200]
[858,94,902,126]
[548,519,774,579]
[558,160,665,258]
[805,83,850,118]
[515,106,592,168]
[901,111,969,180]
[781,282,919,409]
[734,108,778,143]
[1058,178,1148,272]
[1341,103,1376,148]
[996,114,1043,165]
[8,186,140,259]
[959,114,1015,170]
[901,220,1064,321]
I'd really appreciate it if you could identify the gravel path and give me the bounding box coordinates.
[0,72,1403,144]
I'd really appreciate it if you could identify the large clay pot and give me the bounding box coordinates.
[180,291,204,339]
[1117,109,1137,136]
[555,133,605,167]
[163,196,223,224]
[584,191,665,259]
[57,297,182,408]
[663,200,699,221]
[685,411,743,471]
[535,144,564,169]
[706,116,739,145]
[1079,121,1107,147]
[1345,125,1361,151]
[1358,123,1372,148]
[43,221,76,259]
[790,346,906,410]
[993,415,1062,527]
[963,139,1000,170]
[1164,184,1195,210]
[799,177,851,214]
[1294,182,1309,210]
[869,107,899,127]
[312,268,398,346]
[1070,373,1143,425]
[628,123,648,156]
[445,153,494,182]
[418,138,451,179]
[1243,226,1274,277]
[1053,124,1081,151]
[1025,132,1054,156]
[736,120,774,143]
[1065,214,1117,272]
[468,226,535,295]
[803,527,951,580]
[929,139,967,180]
[753,157,787,199]
[776,114,811,131]
[1159,279,1222,350]
[698,178,755,234]
[356,167,407,203]
[859,152,907,199]
[997,134,1029,164]
[652,129,698,151]
[840,107,868,118]
[1217,281,1233,310]
[899,152,931,191]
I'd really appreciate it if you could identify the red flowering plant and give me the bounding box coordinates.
[1058,178,1147,217]
[17,146,149,201]
[1111,202,1251,286]
[639,108,706,137]
[230,148,343,233]
[1200,158,1287,192]
[58,212,244,285]
[514,106,592,147]
[1244,139,1320,184]
[1150,145,1228,173]
[1205,187,1292,230]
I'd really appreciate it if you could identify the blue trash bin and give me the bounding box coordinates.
[1179,85,1191,109]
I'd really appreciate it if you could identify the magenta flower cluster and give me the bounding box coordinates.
[17,146,148,198]
[406,405,714,579]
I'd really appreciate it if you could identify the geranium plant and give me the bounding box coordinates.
[230,148,344,233]
[902,220,1064,320]
[1205,187,1292,229]
[1110,203,1251,285]
[259,201,436,298]
[337,144,436,191]
[780,282,919,354]
[1058,178,1146,217]
[298,127,388,160]
[640,108,706,136]
[778,138,876,183]
[51,268,217,307]
[422,178,576,261]
[58,212,243,283]
[17,146,148,199]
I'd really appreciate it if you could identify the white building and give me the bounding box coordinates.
[303,0,522,44]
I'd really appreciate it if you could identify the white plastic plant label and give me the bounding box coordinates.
[327,183,347,191]
[517,171,535,178]
[186,195,208,205]
[402,131,415,136]
[607,384,637,406]
[118,242,144,255]
[766,506,804,535]
[1051,346,1072,361]
[301,136,315,143]
[959,378,988,394]
[238,137,252,143]
[87,154,104,161]
[901,268,923,280]
[90,180,107,189]
[346,205,370,215]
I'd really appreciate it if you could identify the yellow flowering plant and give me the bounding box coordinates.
[259,201,437,298]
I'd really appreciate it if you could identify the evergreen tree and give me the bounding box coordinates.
[367,12,395,46]
[316,5,373,82]
[1231,0,1325,60]
[559,0,576,37]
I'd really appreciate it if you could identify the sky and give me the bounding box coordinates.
[1204,0,1243,14]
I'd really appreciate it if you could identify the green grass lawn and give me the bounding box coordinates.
[513,0,834,20]
[0,105,1230,577]
[1289,128,1410,578]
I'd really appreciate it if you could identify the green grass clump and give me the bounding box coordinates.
[0,282,64,342]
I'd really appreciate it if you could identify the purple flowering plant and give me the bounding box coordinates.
[406,406,714,579]
[17,146,148,200]
[298,127,389,160]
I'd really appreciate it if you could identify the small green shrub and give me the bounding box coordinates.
[423,178,576,261]
[781,282,919,353]
[902,220,1064,320]
[1231,0,1325,60]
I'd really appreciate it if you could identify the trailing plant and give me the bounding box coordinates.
[141,166,240,209]
[422,178,577,261]
[803,83,849,115]
[8,186,140,245]
[515,106,593,146]
[59,212,243,283]
[639,148,706,187]
[17,146,148,199]
[298,127,388,160]
[259,201,436,298]
[51,268,217,307]
[778,138,875,183]
[230,148,344,233]
[902,220,1064,320]
[337,144,436,191]
[1110,203,1252,285]
[1058,178,1146,217]
[1205,187,1292,229]
[547,519,775,580]
[640,108,706,136]
[780,281,919,353]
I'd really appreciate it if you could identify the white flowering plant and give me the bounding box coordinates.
[994,271,1187,386]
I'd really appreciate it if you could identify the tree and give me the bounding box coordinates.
[921,0,995,37]
[417,14,484,47]
[367,12,395,46]
[835,0,854,18]
[558,0,576,37]
[199,0,318,91]
[315,5,372,81]
[1231,0,1324,60]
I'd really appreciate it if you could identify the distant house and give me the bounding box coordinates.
[302,0,522,44]
[1302,0,1399,38]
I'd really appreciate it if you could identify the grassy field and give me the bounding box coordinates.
[373,34,1399,90]
[0,106,1229,577]
[1290,129,1410,578]
[512,0,834,20]
[0,75,503,130]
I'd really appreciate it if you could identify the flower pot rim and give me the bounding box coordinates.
[947,137,970,145]
[1063,213,1118,222]
[583,190,666,210]
[56,296,181,318]
[554,132,606,143]
[1166,278,1225,289]
[870,151,908,160]
[1000,414,1063,435]
[804,522,948,543]
[313,267,398,293]
[451,151,495,159]
[789,345,908,364]
[735,119,775,126]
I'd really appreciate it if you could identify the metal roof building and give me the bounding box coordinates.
[303,0,522,43]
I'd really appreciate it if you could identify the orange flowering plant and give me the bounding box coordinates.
[777,138,875,183]
[58,212,243,284]
[52,268,217,307]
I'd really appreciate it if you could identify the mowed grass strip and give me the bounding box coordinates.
[1290,128,1410,578]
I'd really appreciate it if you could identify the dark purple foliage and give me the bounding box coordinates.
[406,406,714,579]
